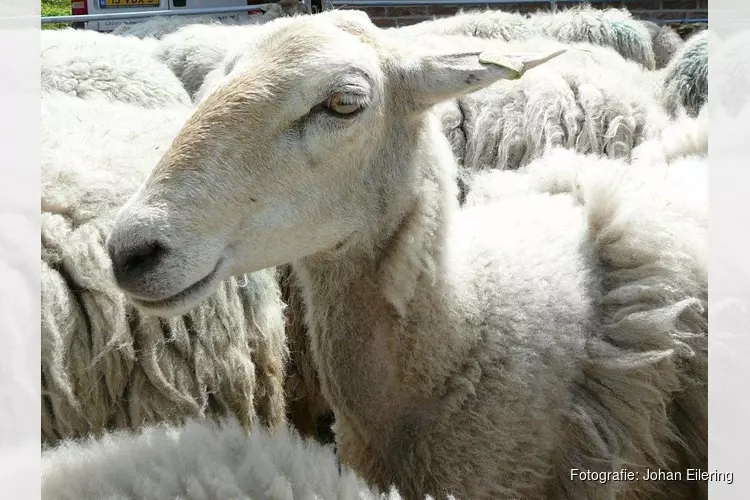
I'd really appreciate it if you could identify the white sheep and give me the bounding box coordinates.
[393,7,657,70]
[106,10,707,500]
[153,22,275,100]
[41,94,288,446]
[41,28,190,108]
[662,29,709,118]
[527,4,657,69]
[391,8,541,41]
[419,34,669,171]
[42,417,418,500]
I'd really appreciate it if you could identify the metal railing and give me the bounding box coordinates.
[41,1,311,25]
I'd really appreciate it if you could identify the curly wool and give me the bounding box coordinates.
[528,5,656,69]
[41,28,190,108]
[662,30,709,118]
[42,417,425,500]
[41,94,288,446]
[435,37,668,173]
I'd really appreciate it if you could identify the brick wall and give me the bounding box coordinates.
[338,1,708,29]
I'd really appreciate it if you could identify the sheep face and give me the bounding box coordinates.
[107,9,558,317]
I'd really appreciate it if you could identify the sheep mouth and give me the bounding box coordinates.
[129,260,223,315]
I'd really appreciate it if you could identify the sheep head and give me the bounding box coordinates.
[107,9,563,317]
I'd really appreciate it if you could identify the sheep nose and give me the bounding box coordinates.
[108,238,169,290]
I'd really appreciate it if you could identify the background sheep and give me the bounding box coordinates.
[42,417,420,500]
[662,30,709,118]
[392,9,540,41]
[641,19,684,69]
[41,94,287,446]
[111,2,289,39]
[527,4,657,69]
[116,6,297,100]
[106,10,707,499]
[153,22,273,100]
[427,36,669,173]
[393,6,656,70]
[41,29,190,108]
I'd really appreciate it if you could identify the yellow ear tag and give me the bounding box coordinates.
[478,48,568,79]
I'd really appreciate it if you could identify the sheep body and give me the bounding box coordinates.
[41,94,287,446]
[41,417,415,500]
[662,30,709,118]
[41,29,190,108]
[327,141,708,500]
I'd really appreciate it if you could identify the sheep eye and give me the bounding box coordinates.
[323,93,363,117]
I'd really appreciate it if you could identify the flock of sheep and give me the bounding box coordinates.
[40,4,710,500]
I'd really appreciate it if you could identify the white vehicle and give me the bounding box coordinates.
[71,0,270,32]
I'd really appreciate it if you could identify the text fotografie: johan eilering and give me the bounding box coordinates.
[570,468,734,484]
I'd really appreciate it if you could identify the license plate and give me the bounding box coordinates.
[102,0,160,7]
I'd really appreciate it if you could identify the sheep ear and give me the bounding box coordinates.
[402,48,566,112]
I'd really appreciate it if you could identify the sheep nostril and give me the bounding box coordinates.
[112,240,169,285]
[125,241,166,271]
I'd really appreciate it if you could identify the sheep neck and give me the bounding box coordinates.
[293,114,468,460]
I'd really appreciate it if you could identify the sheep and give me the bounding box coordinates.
[641,20,684,69]
[114,6,298,100]
[153,23,275,100]
[41,29,190,108]
[392,7,657,70]
[158,26,671,430]
[423,35,669,172]
[662,30,709,118]
[105,10,707,500]
[391,9,541,41]
[41,417,417,500]
[111,3,287,40]
[41,94,288,446]
[527,4,657,69]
